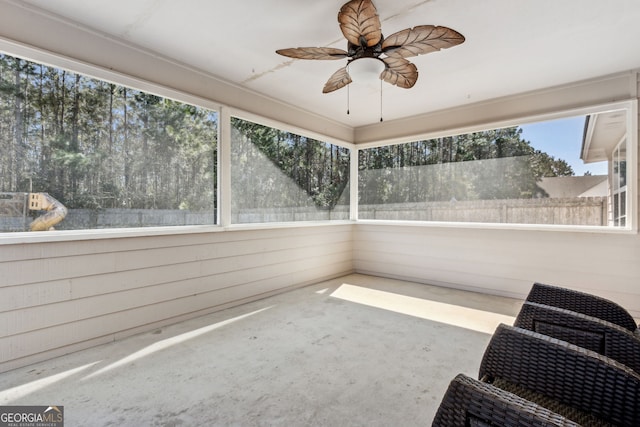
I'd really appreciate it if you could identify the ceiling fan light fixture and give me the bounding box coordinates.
[347,58,385,83]
[276,0,465,117]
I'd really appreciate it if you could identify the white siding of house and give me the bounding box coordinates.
[0,225,354,372]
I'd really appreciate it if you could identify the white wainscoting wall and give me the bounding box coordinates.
[353,223,640,318]
[0,224,354,372]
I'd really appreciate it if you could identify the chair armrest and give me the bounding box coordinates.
[432,374,580,427]
[479,324,640,426]
[526,283,637,331]
[514,301,640,373]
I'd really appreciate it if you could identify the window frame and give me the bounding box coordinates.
[0,45,357,244]
[0,43,226,240]
[0,40,635,240]
[353,100,638,233]
[612,137,628,227]
[222,108,355,227]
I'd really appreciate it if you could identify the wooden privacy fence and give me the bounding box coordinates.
[0,196,608,230]
[359,197,608,226]
[0,192,28,231]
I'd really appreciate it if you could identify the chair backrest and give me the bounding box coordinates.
[514,301,640,373]
[479,324,640,426]
[527,282,638,331]
[432,373,580,427]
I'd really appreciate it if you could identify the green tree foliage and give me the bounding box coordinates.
[0,53,218,211]
[231,118,350,209]
[359,127,574,204]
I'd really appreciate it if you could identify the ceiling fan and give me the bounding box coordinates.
[276,0,465,94]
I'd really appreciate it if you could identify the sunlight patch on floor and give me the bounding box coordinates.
[83,306,273,380]
[331,284,515,334]
[0,361,100,404]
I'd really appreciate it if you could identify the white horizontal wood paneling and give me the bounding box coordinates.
[0,224,354,372]
[353,223,640,317]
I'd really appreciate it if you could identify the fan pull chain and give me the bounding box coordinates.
[380,79,383,122]
[347,83,350,115]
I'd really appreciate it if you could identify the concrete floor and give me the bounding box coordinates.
[0,274,523,426]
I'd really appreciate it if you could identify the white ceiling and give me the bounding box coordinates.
[14,0,640,128]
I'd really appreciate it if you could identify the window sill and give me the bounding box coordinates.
[354,219,638,234]
[0,221,357,245]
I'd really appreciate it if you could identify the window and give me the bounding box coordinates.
[0,53,218,232]
[358,107,631,228]
[230,117,350,223]
[612,141,627,226]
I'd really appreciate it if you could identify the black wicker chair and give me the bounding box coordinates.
[514,301,640,373]
[525,283,638,332]
[432,373,581,426]
[479,324,640,426]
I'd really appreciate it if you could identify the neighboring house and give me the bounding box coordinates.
[581,111,629,226]
[535,110,628,226]
[538,175,608,198]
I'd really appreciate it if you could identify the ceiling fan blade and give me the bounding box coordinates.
[338,0,382,48]
[323,67,353,93]
[276,47,349,60]
[380,57,418,89]
[382,25,465,58]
